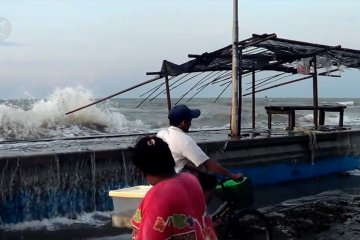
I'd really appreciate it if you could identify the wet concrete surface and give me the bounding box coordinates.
[256,172,360,239]
[1,172,360,240]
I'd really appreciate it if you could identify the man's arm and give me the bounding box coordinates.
[183,161,206,174]
[202,159,243,180]
[180,135,243,180]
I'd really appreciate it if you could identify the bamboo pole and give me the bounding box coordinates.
[230,0,240,137]
[65,76,162,115]
[242,69,339,97]
[252,67,256,129]
[242,74,314,96]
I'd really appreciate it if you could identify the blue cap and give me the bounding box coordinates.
[168,104,201,122]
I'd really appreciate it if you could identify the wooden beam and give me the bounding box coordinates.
[65,76,162,115]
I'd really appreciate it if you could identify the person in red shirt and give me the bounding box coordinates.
[130,136,217,240]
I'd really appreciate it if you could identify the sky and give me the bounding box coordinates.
[1,0,360,99]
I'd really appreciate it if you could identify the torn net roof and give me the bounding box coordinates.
[157,33,360,77]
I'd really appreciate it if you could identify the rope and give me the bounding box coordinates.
[292,126,321,164]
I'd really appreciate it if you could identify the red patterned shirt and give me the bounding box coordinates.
[131,173,217,240]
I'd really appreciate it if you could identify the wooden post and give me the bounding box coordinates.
[163,61,172,112]
[251,67,256,129]
[230,0,240,137]
[267,112,272,129]
[238,47,243,134]
[339,109,344,127]
[312,56,318,128]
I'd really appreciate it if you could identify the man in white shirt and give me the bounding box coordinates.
[157,104,243,192]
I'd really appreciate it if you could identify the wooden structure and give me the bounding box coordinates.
[66,34,360,137]
[66,34,360,134]
[143,34,360,134]
[265,105,346,130]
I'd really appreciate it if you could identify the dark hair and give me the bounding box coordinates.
[169,118,190,127]
[131,136,175,176]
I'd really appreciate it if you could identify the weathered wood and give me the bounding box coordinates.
[265,105,347,130]
[164,73,172,112]
[65,76,162,115]
[230,0,240,137]
[252,68,256,129]
[313,56,319,128]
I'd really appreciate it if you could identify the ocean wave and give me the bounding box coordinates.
[300,114,352,125]
[347,169,360,176]
[0,86,148,140]
[336,101,354,106]
[1,88,360,140]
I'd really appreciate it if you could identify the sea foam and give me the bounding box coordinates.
[0,86,147,140]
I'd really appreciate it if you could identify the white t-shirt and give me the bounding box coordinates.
[157,126,209,173]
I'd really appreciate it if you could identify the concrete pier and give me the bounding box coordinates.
[1,129,360,224]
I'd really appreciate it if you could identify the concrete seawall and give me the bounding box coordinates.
[1,129,360,224]
[205,130,360,185]
[0,148,140,224]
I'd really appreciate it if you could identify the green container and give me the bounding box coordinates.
[215,177,254,208]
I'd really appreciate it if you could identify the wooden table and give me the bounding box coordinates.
[265,105,346,130]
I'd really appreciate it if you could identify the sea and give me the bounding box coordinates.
[1,87,360,239]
